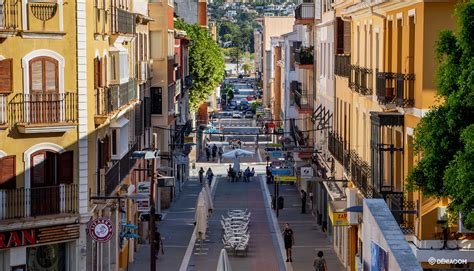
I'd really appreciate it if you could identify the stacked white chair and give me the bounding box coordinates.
[221,209,251,256]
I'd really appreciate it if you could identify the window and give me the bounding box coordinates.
[0,155,15,189]
[110,55,117,81]
[168,30,174,57]
[110,117,130,159]
[150,31,163,59]
[29,56,58,93]
[0,58,12,93]
[151,87,162,114]
[289,45,295,71]
[112,129,118,155]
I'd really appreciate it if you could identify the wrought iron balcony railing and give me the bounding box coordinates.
[350,150,377,198]
[111,7,134,34]
[376,72,415,107]
[349,65,373,95]
[9,92,78,126]
[295,2,314,24]
[0,0,20,32]
[0,184,78,220]
[102,143,138,196]
[328,132,344,164]
[385,192,416,235]
[292,87,313,113]
[96,79,137,117]
[335,55,350,78]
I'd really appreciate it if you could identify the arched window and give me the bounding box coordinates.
[29,56,59,93]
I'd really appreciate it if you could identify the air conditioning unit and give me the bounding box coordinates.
[437,206,448,223]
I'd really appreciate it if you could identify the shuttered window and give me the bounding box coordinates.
[58,151,73,184]
[0,155,16,189]
[94,57,100,88]
[29,57,58,93]
[0,59,13,93]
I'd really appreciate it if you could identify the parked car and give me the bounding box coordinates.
[232,112,242,118]
[245,111,254,118]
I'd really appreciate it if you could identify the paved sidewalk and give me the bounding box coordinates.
[129,178,202,270]
[266,181,345,271]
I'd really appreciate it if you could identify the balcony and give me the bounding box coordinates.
[101,143,138,196]
[0,94,7,127]
[385,192,416,235]
[0,184,78,220]
[95,79,137,125]
[111,7,134,35]
[335,55,350,78]
[376,72,415,107]
[295,47,314,69]
[0,0,20,37]
[350,150,376,198]
[328,131,344,164]
[349,65,373,95]
[291,81,313,113]
[8,92,78,133]
[295,2,314,25]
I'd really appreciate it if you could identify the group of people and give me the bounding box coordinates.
[227,165,255,182]
[205,144,223,162]
[282,223,328,271]
[198,167,214,186]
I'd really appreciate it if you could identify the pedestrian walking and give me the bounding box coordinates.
[218,146,224,162]
[206,168,214,186]
[313,251,328,271]
[301,189,307,214]
[198,167,205,184]
[212,144,218,161]
[154,228,164,259]
[205,146,211,161]
[282,223,294,262]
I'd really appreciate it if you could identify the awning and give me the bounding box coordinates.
[345,206,363,213]
[157,175,175,187]
[110,116,129,128]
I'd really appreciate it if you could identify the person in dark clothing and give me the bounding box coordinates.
[212,144,218,161]
[301,190,307,214]
[282,223,294,262]
[205,147,211,161]
[198,167,205,184]
[313,251,328,271]
[206,168,214,186]
[154,228,164,259]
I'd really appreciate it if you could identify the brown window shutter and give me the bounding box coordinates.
[0,155,16,189]
[0,59,13,93]
[94,57,100,88]
[336,17,344,55]
[343,21,352,55]
[58,151,74,184]
[102,57,107,87]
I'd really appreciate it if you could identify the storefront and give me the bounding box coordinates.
[0,223,79,270]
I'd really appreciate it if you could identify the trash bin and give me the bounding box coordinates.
[277,196,284,210]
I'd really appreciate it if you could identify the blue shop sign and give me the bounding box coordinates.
[270,168,293,176]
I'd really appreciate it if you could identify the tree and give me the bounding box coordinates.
[407,2,474,230]
[242,63,252,75]
[175,19,225,111]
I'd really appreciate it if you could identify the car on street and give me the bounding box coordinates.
[244,111,254,118]
[232,112,242,118]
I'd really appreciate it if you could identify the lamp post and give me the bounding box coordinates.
[150,133,158,271]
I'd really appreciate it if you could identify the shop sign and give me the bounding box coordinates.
[267,143,283,148]
[298,152,313,159]
[269,151,283,158]
[300,167,313,178]
[88,218,114,242]
[0,224,79,249]
[137,182,150,194]
[271,160,282,167]
[274,176,297,182]
[270,168,293,176]
[137,199,151,212]
[328,207,348,226]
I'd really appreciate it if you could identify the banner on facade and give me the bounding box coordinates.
[274,176,297,182]
[328,207,348,226]
[137,182,150,194]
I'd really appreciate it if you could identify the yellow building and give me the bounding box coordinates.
[318,0,473,270]
[0,0,84,269]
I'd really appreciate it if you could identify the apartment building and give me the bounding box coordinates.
[0,1,85,269]
[320,0,472,270]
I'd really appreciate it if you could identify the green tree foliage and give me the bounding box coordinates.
[175,19,225,111]
[242,63,252,75]
[406,3,474,230]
